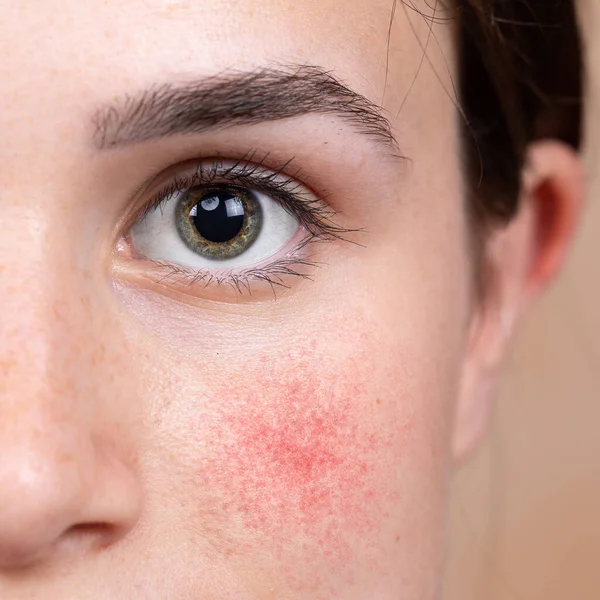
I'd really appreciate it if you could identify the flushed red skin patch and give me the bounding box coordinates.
[199,352,399,568]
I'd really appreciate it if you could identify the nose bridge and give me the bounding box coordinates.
[0,202,91,399]
[0,190,101,470]
[0,168,118,467]
[0,277,95,452]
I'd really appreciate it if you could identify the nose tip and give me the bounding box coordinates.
[0,443,141,570]
[0,471,84,568]
[0,457,87,567]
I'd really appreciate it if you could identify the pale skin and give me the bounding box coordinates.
[0,1,584,599]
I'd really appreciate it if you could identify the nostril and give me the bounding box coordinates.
[57,522,121,556]
[0,523,118,570]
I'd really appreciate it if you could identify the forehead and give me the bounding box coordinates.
[2,1,389,77]
[0,0,450,112]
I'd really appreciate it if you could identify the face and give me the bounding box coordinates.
[0,1,566,599]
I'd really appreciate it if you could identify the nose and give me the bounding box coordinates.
[0,249,142,570]
[0,432,140,568]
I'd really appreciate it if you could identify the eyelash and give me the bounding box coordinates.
[128,152,355,296]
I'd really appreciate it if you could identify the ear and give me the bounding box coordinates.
[452,140,585,463]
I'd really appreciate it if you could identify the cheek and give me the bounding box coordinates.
[121,288,458,590]
[192,342,412,567]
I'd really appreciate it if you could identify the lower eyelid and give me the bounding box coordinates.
[113,226,320,302]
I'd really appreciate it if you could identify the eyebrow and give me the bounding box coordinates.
[92,65,399,154]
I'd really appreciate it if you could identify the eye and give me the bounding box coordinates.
[130,168,300,270]
[120,156,355,298]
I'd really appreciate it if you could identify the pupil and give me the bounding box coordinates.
[191,190,245,243]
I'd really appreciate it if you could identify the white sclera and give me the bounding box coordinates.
[131,189,300,269]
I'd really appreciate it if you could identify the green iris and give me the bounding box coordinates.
[175,184,263,260]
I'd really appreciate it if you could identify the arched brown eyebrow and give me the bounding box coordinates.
[92,65,399,155]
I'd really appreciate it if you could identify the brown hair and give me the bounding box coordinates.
[457,0,581,225]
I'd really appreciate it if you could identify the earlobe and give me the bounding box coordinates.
[452,140,585,463]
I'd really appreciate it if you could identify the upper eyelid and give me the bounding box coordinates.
[121,156,356,250]
[134,159,307,221]
[115,154,295,232]
[131,153,322,208]
[127,155,328,227]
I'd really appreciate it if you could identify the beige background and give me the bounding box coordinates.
[444,134,600,597]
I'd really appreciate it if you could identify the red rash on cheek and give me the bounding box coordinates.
[198,352,400,565]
